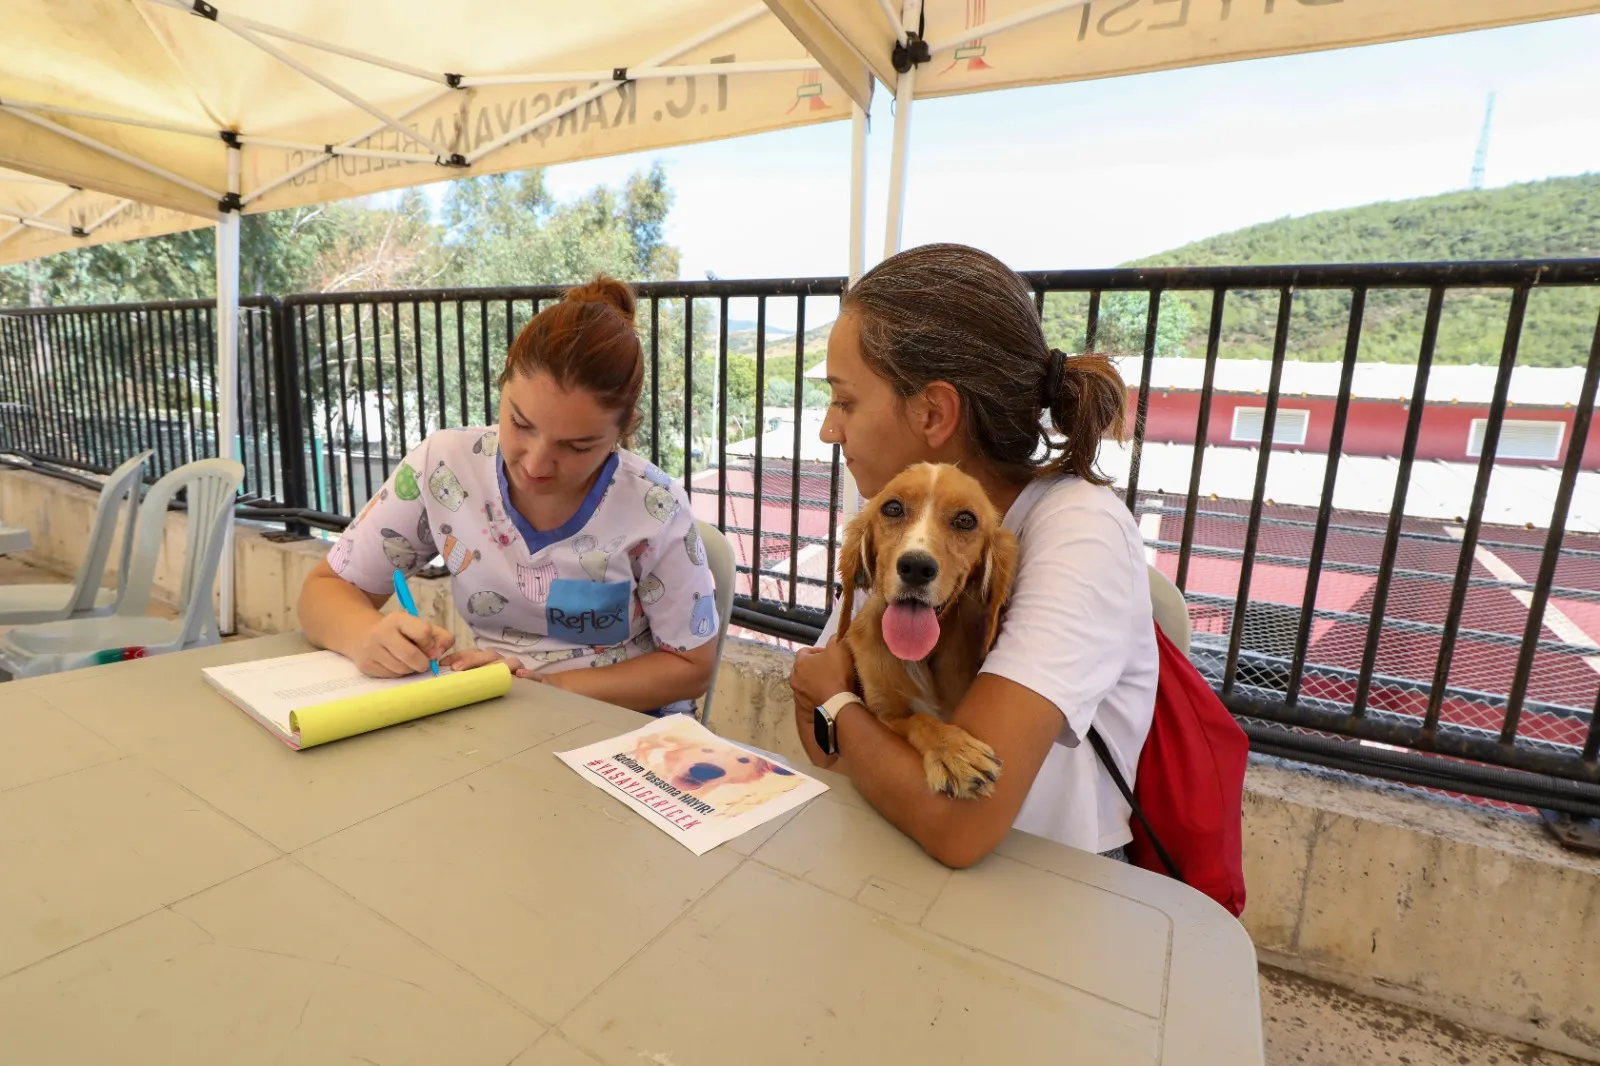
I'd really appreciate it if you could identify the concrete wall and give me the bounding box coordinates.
[5,466,1599,1062]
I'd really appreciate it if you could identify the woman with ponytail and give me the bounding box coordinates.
[789,244,1158,867]
[298,275,720,716]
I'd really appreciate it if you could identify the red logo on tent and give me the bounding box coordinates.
[941,0,994,75]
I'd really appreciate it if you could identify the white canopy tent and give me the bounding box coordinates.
[5,0,1600,630]
[0,0,873,630]
[769,0,1600,254]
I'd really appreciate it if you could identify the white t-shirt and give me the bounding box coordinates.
[821,475,1158,854]
[328,428,718,710]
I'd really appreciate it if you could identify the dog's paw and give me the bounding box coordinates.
[919,725,1002,800]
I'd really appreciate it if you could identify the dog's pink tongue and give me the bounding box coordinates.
[882,602,940,661]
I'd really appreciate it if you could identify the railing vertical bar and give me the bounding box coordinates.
[717,295,729,533]
[116,311,146,461]
[412,302,426,442]
[1288,287,1366,706]
[788,296,806,609]
[1504,308,1600,742]
[390,300,407,456]
[1425,286,1531,736]
[650,297,661,467]
[270,300,309,532]
[455,300,468,427]
[1353,286,1446,719]
[300,307,325,512]
[371,303,391,482]
[684,297,695,487]
[332,303,357,513]
[203,305,221,460]
[244,308,264,494]
[752,295,767,600]
[1085,290,1101,350]
[433,299,447,431]
[132,311,166,475]
[1223,286,1294,696]
[65,313,99,466]
[1176,288,1226,592]
[9,315,40,454]
[1123,289,1161,510]
[479,298,492,426]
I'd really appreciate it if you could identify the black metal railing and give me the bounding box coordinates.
[5,260,1600,817]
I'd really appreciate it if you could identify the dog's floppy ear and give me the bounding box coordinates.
[978,526,1020,655]
[837,510,876,636]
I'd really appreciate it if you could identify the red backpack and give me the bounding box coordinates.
[1088,623,1249,917]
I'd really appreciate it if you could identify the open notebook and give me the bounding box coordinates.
[203,650,513,750]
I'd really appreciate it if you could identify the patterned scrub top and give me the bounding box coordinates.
[327,427,720,686]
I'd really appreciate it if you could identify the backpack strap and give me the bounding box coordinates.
[1087,726,1184,883]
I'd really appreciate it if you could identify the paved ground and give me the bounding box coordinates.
[1259,967,1587,1066]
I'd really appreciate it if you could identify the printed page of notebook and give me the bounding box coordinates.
[207,650,424,735]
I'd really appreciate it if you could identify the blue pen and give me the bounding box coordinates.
[392,569,439,676]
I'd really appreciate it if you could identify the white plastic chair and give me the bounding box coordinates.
[0,450,152,626]
[1148,564,1192,657]
[0,459,243,679]
[694,520,737,724]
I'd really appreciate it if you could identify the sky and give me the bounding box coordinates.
[408,14,1600,315]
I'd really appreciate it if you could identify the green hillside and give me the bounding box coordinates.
[1041,173,1600,366]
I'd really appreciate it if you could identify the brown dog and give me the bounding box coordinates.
[838,463,1019,799]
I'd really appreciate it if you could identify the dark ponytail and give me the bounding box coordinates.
[843,243,1129,485]
[1038,349,1127,486]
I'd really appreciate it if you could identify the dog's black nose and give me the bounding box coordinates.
[896,551,939,587]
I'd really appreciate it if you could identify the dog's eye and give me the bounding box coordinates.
[881,499,904,518]
[952,511,978,532]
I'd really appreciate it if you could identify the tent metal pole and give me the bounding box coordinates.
[83,200,132,234]
[215,20,457,159]
[0,105,224,203]
[216,146,241,637]
[140,0,450,84]
[882,0,925,259]
[0,203,76,235]
[0,97,218,139]
[0,188,77,250]
[849,103,868,285]
[876,0,909,44]
[842,100,870,519]
[463,58,820,88]
[881,67,916,257]
[242,88,453,207]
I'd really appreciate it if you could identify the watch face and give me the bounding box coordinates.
[812,706,834,755]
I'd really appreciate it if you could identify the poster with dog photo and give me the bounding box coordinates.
[555,716,828,855]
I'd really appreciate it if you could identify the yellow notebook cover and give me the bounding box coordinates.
[202,650,512,749]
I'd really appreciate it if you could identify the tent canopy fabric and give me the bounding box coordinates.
[0,0,873,265]
[770,0,1600,101]
[6,1,1600,269]
[0,167,208,263]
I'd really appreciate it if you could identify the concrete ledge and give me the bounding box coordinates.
[6,466,1598,1062]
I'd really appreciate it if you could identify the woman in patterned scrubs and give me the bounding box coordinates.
[296,276,719,717]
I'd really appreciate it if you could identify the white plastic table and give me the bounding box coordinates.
[0,632,1264,1065]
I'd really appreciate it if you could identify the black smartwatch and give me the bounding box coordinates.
[813,692,864,756]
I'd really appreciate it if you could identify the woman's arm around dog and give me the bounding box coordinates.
[792,639,1063,868]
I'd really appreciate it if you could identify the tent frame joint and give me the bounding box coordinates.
[218,129,241,149]
[69,226,87,238]
[444,73,464,89]
[191,0,219,21]
[437,153,469,169]
[613,67,631,82]
[892,31,930,74]
[217,191,242,213]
